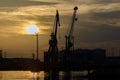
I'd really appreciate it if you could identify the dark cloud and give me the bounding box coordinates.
[74,13,120,43]
[1,8,120,43]
[0,0,57,7]
[90,10,120,19]
[34,14,120,44]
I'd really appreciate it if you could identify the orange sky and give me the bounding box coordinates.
[0,0,120,60]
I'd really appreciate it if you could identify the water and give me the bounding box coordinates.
[0,71,44,80]
[0,71,88,80]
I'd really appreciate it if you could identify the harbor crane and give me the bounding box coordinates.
[62,6,78,80]
[46,10,60,80]
[65,6,78,53]
[49,10,60,53]
[48,10,60,63]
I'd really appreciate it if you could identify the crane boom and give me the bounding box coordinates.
[68,6,78,37]
[49,10,60,47]
[65,6,78,51]
[54,10,60,37]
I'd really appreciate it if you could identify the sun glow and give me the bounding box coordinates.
[29,71,44,79]
[25,24,39,34]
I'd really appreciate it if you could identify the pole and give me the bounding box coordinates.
[36,33,39,60]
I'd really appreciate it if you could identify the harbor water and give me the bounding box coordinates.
[0,71,88,80]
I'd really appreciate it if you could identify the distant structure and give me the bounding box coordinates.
[60,48,106,66]
[106,48,120,57]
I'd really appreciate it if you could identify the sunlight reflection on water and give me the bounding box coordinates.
[0,71,44,80]
[0,71,88,80]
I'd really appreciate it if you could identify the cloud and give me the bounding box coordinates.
[0,13,55,36]
[0,0,57,7]
[72,10,120,43]
[89,10,120,20]
[76,0,120,4]
[0,0,120,55]
[95,0,120,4]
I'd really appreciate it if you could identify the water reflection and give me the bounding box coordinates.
[0,71,88,80]
[44,71,88,80]
[32,72,40,80]
[0,72,3,80]
[0,71,44,80]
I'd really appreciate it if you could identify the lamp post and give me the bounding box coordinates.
[36,33,39,60]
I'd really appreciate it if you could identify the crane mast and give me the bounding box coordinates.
[65,6,78,52]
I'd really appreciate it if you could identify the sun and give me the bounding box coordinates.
[25,24,39,34]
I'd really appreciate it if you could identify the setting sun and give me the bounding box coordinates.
[25,24,39,34]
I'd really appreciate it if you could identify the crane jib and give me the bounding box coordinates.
[65,6,78,51]
[56,10,60,27]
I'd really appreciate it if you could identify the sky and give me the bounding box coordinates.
[0,0,120,60]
